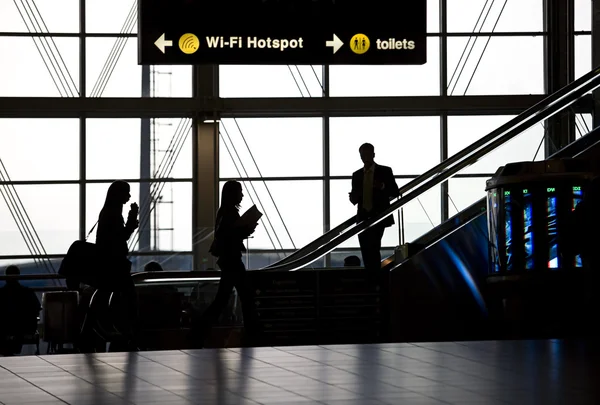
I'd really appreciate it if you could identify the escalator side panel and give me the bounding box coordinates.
[389,213,489,342]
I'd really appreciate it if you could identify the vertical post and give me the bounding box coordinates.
[439,0,449,222]
[79,0,86,241]
[139,66,152,252]
[192,65,219,271]
[544,0,575,156]
[322,64,331,268]
[593,0,600,127]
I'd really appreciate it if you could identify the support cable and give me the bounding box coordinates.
[447,0,493,94]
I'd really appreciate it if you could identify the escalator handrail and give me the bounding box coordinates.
[407,124,600,251]
[260,66,600,271]
[263,67,600,269]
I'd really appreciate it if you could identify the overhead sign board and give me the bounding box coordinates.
[138,0,427,65]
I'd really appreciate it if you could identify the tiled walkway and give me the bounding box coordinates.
[0,340,598,404]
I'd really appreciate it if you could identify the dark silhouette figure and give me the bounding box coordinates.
[144,261,163,272]
[349,143,400,270]
[95,180,139,347]
[191,181,259,347]
[343,255,362,267]
[569,176,600,334]
[0,265,41,355]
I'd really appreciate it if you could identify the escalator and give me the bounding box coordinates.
[262,66,600,272]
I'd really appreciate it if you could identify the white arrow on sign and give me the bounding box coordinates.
[325,34,344,54]
[154,33,173,54]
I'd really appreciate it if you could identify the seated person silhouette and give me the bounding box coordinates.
[144,261,163,272]
[343,255,362,267]
[0,265,41,355]
[137,261,182,331]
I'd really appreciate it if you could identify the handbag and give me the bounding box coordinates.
[58,222,104,288]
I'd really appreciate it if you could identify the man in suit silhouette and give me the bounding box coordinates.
[349,143,400,270]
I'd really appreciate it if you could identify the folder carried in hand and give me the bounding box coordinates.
[237,204,263,227]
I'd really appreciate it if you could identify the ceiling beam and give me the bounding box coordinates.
[0,95,593,118]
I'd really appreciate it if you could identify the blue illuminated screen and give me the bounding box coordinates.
[547,187,558,269]
[523,189,534,270]
[573,186,583,268]
[504,190,513,271]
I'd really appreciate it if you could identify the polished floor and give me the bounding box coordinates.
[0,340,598,405]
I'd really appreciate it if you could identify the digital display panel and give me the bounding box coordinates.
[504,190,513,271]
[546,187,558,269]
[572,186,583,268]
[488,191,500,273]
[523,189,534,270]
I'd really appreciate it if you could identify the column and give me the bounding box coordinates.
[543,0,575,156]
[593,0,600,127]
[139,65,152,252]
[192,65,220,270]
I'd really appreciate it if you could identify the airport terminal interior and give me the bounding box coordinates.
[1,0,600,404]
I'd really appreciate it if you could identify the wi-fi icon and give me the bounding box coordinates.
[179,33,199,54]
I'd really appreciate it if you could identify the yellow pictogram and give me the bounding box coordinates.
[179,33,199,54]
[349,33,370,54]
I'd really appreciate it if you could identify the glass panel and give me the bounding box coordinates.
[329,38,440,97]
[427,0,440,33]
[85,0,137,33]
[220,65,323,98]
[575,0,591,31]
[329,117,440,176]
[448,115,545,175]
[86,118,192,180]
[0,119,78,181]
[330,180,442,248]
[0,36,79,97]
[447,36,544,95]
[246,251,324,270]
[575,113,593,138]
[0,0,79,32]
[85,182,141,249]
[448,177,489,215]
[447,0,543,32]
[130,253,193,272]
[122,182,193,254]
[219,118,322,178]
[218,180,323,250]
[575,35,591,81]
[329,248,395,267]
[0,184,78,255]
[86,38,192,97]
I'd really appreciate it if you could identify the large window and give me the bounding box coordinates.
[0,119,79,181]
[446,36,544,95]
[448,115,545,174]
[575,34,592,80]
[0,184,79,256]
[447,115,545,215]
[0,37,79,97]
[0,0,79,33]
[0,0,596,271]
[219,118,323,178]
[85,0,137,33]
[86,38,192,98]
[329,117,440,176]
[218,180,324,250]
[220,66,324,98]
[86,118,192,180]
[447,0,543,32]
